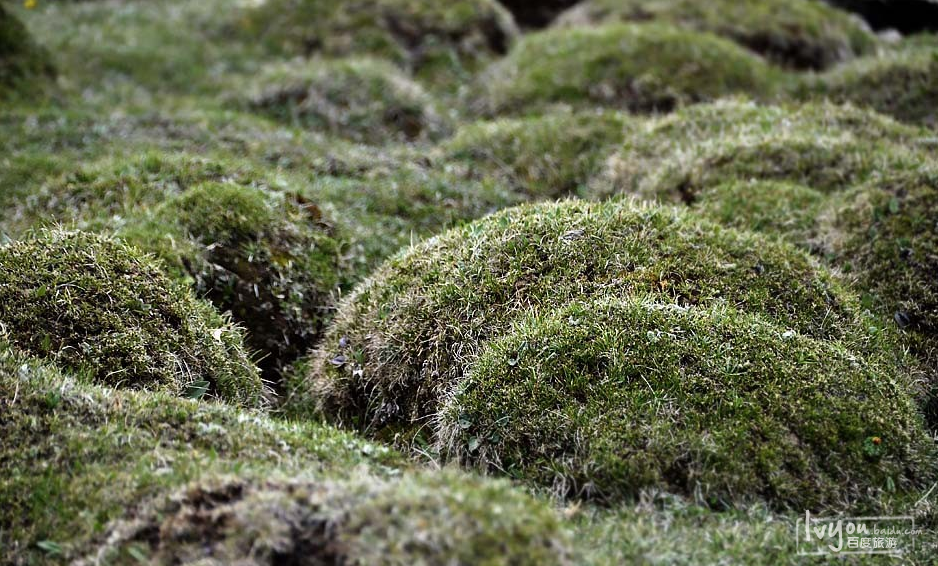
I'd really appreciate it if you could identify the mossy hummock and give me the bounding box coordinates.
[0,348,568,565]
[85,471,569,566]
[440,297,930,508]
[820,173,938,423]
[0,230,263,406]
[298,200,932,507]
[245,58,451,144]
[482,23,779,115]
[555,0,877,70]
[131,182,346,380]
[592,99,928,201]
[636,133,915,205]
[807,47,938,128]
[694,180,826,245]
[0,3,55,98]
[238,0,518,83]
[592,99,938,425]
[7,152,268,236]
[440,109,632,199]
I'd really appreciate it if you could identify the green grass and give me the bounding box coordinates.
[0,3,55,100]
[0,346,389,564]
[122,181,347,385]
[589,99,938,427]
[443,296,932,509]
[89,471,570,565]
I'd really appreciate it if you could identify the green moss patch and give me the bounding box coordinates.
[819,175,938,423]
[555,0,877,70]
[0,347,401,564]
[636,133,915,205]
[237,0,517,84]
[440,297,931,509]
[807,47,938,128]
[0,229,262,405]
[592,100,938,426]
[695,180,826,245]
[4,152,277,237]
[304,200,868,428]
[125,182,346,382]
[481,23,780,115]
[86,471,569,565]
[440,109,632,199]
[243,58,451,144]
[0,3,55,99]
[592,99,929,201]
[292,200,927,508]
[303,168,524,278]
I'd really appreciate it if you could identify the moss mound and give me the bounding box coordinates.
[592,100,938,425]
[439,297,931,508]
[592,98,931,200]
[695,180,826,245]
[293,200,925,507]
[0,348,568,565]
[594,101,938,347]
[306,167,524,277]
[87,472,569,565]
[481,23,780,115]
[0,347,392,563]
[555,0,877,70]
[0,3,55,98]
[244,58,450,144]
[808,47,938,127]
[128,182,345,381]
[440,109,632,199]
[0,230,262,406]
[820,174,938,422]
[238,0,517,82]
[637,133,912,205]
[5,152,274,237]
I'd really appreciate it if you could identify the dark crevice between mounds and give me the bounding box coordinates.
[497,0,583,28]
[120,480,349,566]
[824,0,938,33]
[739,33,835,71]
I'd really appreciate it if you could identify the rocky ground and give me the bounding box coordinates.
[2,0,938,564]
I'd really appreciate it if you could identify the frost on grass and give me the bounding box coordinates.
[297,199,933,508]
[0,230,263,406]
